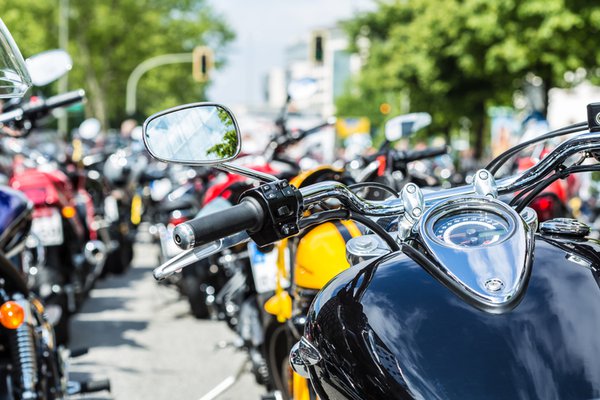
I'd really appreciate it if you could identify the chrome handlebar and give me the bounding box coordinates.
[300,131,600,217]
[153,130,600,281]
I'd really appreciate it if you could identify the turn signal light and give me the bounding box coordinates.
[0,301,25,330]
[62,206,77,219]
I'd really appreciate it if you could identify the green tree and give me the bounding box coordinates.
[206,107,238,158]
[338,0,600,158]
[1,0,234,128]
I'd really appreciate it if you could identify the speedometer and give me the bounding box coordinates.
[433,210,510,248]
[418,196,532,312]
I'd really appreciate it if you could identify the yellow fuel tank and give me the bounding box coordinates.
[294,220,361,290]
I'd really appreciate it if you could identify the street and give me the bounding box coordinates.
[68,241,264,400]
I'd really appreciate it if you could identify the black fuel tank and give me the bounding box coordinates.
[0,186,32,253]
[305,236,600,399]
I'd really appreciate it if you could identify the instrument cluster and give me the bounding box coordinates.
[423,197,517,249]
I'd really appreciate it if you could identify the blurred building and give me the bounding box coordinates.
[264,26,362,117]
[548,81,600,129]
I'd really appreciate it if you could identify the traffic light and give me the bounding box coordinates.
[379,103,392,115]
[310,30,326,64]
[193,46,214,82]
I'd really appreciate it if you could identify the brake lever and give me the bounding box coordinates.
[153,231,250,280]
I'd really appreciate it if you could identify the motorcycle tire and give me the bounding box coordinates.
[105,232,134,275]
[183,274,210,319]
[35,266,70,345]
[46,293,70,345]
[265,320,291,398]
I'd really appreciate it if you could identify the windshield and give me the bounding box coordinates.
[0,19,31,98]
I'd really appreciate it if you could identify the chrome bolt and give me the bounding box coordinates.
[484,278,504,292]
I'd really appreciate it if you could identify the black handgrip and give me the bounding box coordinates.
[80,379,111,393]
[0,90,85,125]
[398,145,448,163]
[0,109,23,124]
[173,197,264,249]
[43,89,85,110]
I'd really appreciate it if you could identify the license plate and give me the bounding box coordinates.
[31,209,64,246]
[248,242,289,294]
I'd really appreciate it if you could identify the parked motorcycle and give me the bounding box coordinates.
[146,101,600,399]
[2,56,108,344]
[264,116,457,399]
[75,118,136,275]
[0,18,110,399]
[161,105,335,393]
[349,112,449,200]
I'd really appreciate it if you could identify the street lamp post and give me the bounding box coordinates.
[58,0,69,135]
[125,53,194,116]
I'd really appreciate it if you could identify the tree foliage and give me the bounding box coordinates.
[206,108,238,158]
[338,0,600,157]
[1,0,234,128]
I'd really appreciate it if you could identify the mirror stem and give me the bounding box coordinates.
[218,162,278,183]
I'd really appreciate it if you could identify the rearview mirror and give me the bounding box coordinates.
[26,49,72,87]
[143,103,241,165]
[385,112,432,141]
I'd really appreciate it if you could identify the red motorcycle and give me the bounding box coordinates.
[515,147,575,221]
[4,93,107,344]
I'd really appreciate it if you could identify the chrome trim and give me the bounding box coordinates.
[173,223,195,250]
[142,102,242,166]
[217,162,277,183]
[416,195,534,313]
[11,297,37,399]
[520,207,539,233]
[472,169,498,198]
[153,231,249,280]
[540,218,590,237]
[289,341,309,378]
[398,183,424,240]
[300,181,405,217]
[346,234,390,265]
[495,131,600,194]
[289,337,322,379]
[300,131,600,220]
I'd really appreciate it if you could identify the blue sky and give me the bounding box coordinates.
[207,0,374,106]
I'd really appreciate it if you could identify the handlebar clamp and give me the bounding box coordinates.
[241,180,303,246]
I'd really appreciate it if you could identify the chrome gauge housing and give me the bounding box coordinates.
[415,196,535,313]
[431,208,512,249]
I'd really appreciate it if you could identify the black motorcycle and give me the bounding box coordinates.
[144,101,600,399]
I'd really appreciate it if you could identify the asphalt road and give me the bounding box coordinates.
[68,241,264,400]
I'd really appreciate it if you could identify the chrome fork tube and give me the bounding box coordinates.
[9,298,38,400]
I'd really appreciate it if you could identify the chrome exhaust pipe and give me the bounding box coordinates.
[84,240,108,266]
